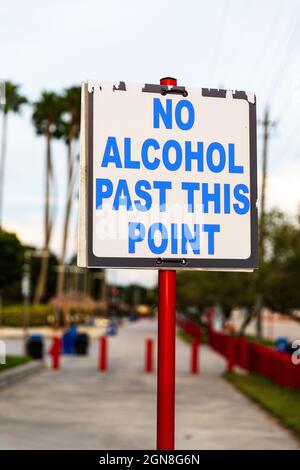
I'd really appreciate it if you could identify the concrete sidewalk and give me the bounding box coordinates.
[0,319,298,449]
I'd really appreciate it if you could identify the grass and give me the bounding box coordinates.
[225,371,300,440]
[177,328,209,344]
[244,334,275,347]
[0,355,31,373]
[177,329,194,343]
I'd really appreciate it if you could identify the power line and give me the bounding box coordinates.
[242,0,285,91]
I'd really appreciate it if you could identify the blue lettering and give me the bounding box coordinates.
[95,179,113,209]
[128,222,145,253]
[162,140,182,171]
[171,223,178,254]
[101,136,122,168]
[141,138,160,170]
[202,183,221,213]
[206,142,226,173]
[203,224,220,255]
[134,180,152,211]
[175,100,195,130]
[181,182,200,213]
[228,143,243,173]
[148,222,168,254]
[153,181,172,211]
[233,184,250,214]
[185,141,203,172]
[124,137,140,169]
[182,224,200,255]
[224,183,231,214]
[153,98,172,129]
[113,179,132,210]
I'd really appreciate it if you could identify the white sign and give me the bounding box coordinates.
[78,80,257,270]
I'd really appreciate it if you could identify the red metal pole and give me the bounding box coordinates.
[191,339,199,374]
[99,336,108,372]
[156,76,178,451]
[145,338,154,373]
[156,269,176,450]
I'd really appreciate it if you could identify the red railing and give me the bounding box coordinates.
[178,319,300,391]
[177,318,202,340]
[209,327,300,390]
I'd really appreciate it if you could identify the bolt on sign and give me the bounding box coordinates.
[78,80,258,270]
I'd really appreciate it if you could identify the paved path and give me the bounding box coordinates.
[0,319,298,449]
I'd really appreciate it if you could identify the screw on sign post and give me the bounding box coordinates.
[156,74,178,451]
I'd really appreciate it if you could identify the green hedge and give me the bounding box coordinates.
[0,304,54,327]
[0,304,95,327]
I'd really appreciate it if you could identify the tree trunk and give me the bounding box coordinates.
[34,252,49,304]
[239,308,254,336]
[239,298,261,336]
[56,139,74,296]
[0,111,7,227]
[0,292,2,328]
[256,294,263,340]
[34,133,51,303]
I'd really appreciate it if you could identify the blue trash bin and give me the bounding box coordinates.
[275,337,289,353]
[27,334,44,359]
[62,326,78,354]
[107,321,118,336]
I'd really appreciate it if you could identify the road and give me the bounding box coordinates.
[0,319,298,449]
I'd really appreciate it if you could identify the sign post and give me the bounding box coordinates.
[156,77,177,450]
[157,268,176,449]
[78,75,258,449]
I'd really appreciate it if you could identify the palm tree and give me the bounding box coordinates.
[56,86,81,297]
[32,92,62,303]
[0,81,27,226]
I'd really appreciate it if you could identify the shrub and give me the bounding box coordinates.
[1,304,54,327]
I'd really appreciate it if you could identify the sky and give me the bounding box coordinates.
[1,0,300,287]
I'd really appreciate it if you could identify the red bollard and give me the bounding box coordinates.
[227,336,235,372]
[99,336,108,372]
[49,336,61,370]
[145,338,154,373]
[191,339,200,374]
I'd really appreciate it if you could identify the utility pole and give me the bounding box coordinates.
[256,107,276,339]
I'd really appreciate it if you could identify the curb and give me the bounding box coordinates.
[0,361,44,389]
